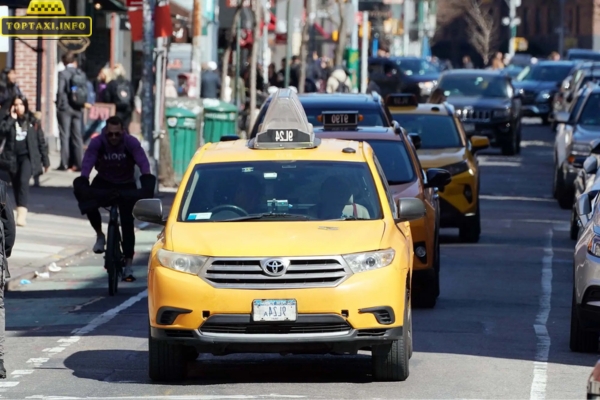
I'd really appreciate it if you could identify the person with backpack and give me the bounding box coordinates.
[326,67,352,93]
[0,178,15,378]
[74,116,152,282]
[103,63,134,131]
[56,51,88,171]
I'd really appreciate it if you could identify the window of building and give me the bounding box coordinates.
[522,7,528,36]
[547,6,553,34]
[567,7,573,34]
[535,6,541,34]
[576,5,580,35]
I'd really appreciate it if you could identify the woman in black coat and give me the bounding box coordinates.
[0,94,50,227]
[0,69,21,119]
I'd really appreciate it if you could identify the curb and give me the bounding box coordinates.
[4,221,157,292]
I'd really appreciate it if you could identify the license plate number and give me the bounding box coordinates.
[463,123,475,132]
[252,299,297,322]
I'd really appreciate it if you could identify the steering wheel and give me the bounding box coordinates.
[208,204,249,217]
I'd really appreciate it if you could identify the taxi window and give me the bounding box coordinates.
[179,161,383,222]
[391,114,463,149]
[577,93,600,126]
[365,140,416,185]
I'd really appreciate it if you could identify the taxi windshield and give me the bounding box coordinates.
[391,114,463,149]
[179,161,383,222]
[365,140,416,184]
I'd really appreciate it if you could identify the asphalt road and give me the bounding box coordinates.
[0,120,596,399]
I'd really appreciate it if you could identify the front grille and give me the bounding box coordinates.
[522,90,536,104]
[460,108,491,122]
[200,256,352,289]
[200,321,352,334]
[164,330,195,338]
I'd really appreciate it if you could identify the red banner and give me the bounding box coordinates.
[129,2,173,42]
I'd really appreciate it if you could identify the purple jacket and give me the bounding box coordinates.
[81,129,151,183]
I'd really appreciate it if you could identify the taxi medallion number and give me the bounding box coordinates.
[252,299,297,322]
[258,129,311,143]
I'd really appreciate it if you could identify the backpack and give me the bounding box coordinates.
[113,79,132,108]
[68,69,89,108]
[336,79,351,93]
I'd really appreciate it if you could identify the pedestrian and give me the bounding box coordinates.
[200,61,221,99]
[462,55,474,69]
[56,51,88,172]
[549,51,561,61]
[0,177,16,378]
[0,94,50,226]
[427,88,446,104]
[95,67,112,103]
[0,68,21,118]
[103,63,134,131]
[326,67,352,93]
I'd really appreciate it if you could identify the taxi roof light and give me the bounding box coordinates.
[385,93,419,108]
[251,88,320,149]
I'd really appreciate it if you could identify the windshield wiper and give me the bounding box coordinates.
[331,216,371,221]
[222,213,312,222]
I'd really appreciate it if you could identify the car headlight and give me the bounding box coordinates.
[441,160,469,176]
[588,235,600,257]
[492,108,510,118]
[536,90,552,102]
[157,249,208,275]
[418,81,436,90]
[343,249,395,273]
[571,142,592,156]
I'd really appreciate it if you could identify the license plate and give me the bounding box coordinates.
[252,299,297,322]
[463,123,475,132]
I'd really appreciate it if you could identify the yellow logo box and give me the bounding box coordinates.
[0,16,92,37]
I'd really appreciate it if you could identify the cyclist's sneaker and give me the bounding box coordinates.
[122,266,136,282]
[93,234,106,254]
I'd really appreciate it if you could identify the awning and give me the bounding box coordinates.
[0,0,29,8]
[93,0,128,13]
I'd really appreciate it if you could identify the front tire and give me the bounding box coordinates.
[571,206,580,241]
[570,290,599,353]
[149,331,188,382]
[501,132,518,156]
[556,164,574,209]
[459,197,481,243]
[105,224,121,296]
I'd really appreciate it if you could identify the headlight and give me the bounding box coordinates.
[571,142,592,156]
[492,108,510,118]
[441,160,469,176]
[157,249,208,275]
[343,249,395,273]
[588,236,600,257]
[418,81,436,89]
[536,90,551,101]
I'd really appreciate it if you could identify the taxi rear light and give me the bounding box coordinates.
[317,115,323,122]
[568,155,576,164]
[358,115,364,122]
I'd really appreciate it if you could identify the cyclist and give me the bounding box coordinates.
[74,115,153,282]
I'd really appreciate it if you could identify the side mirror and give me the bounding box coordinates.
[584,156,598,174]
[576,193,592,218]
[425,168,452,189]
[470,135,490,153]
[394,198,426,223]
[133,199,166,226]
[554,111,570,124]
[392,120,402,135]
[408,132,422,150]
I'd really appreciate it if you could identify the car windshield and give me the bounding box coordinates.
[438,75,509,98]
[394,59,440,76]
[516,65,572,82]
[577,94,600,126]
[391,114,463,149]
[365,140,416,184]
[179,161,383,222]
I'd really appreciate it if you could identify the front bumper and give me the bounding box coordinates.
[436,171,478,227]
[462,120,513,146]
[148,261,408,350]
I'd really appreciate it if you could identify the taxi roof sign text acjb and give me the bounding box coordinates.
[253,88,320,150]
[385,94,418,108]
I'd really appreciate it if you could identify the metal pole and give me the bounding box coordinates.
[417,0,424,57]
[154,37,166,163]
[361,11,368,93]
[402,0,409,56]
[263,0,270,85]
[142,0,156,176]
[234,16,241,108]
[284,0,292,87]
[192,0,202,97]
[508,0,516,56]
[558,0,565,57]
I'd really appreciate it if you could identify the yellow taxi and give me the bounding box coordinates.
[133,88,426,383]
[386,94,490,242]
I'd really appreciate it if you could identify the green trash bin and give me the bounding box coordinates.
[202,99,238,143]
[165,107,198,181]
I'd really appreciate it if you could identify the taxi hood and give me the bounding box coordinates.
[417,147,466,169]
[166,220,387,257]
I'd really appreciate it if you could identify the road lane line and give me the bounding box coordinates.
[25,396,307,399]
[480,195,555,202]
[530,228,553,400]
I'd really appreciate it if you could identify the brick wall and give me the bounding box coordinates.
[14,8,38,111]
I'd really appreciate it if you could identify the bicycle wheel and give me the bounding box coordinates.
[105,221,121,296]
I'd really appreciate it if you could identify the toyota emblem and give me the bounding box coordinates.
[260,258,290,277]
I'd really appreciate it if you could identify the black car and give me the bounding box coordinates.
[435,69,522,155]
[368,56,440,102]
[249,92,397,139]
[512,60,576,124]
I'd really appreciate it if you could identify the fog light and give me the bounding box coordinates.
[415,246,426,258]
[464,185,473,203]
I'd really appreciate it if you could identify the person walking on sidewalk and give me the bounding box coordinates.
[102,63,134,131]
[0,179,15,378]
[56,51,88,172]
[0,68,21,117]
[0,95,50,226]
[75,116,152,282]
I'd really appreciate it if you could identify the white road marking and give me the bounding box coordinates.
[42,347,65,353]
[520,140,553,147]
[0,382,19,387]
[480,195,555,203]
[11,370,33,375]
[26,396,306,399]
[479,161,522,167]
[530,228,553,400]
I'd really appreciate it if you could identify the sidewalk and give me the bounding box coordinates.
[3,150,175,290]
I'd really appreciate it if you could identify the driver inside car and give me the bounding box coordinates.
[313,176,370,220]
[232,175,266,214]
